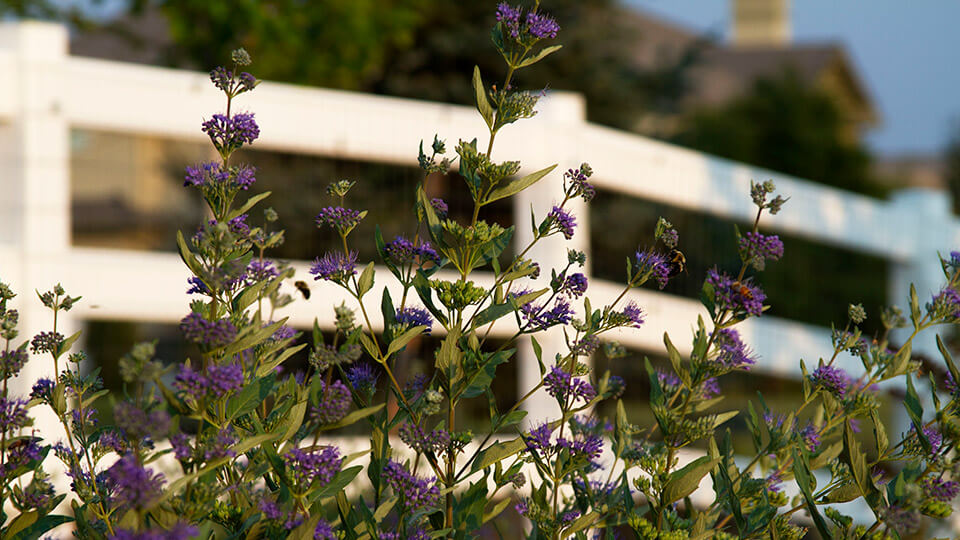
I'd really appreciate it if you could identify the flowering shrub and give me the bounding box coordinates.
[2,3,960,539]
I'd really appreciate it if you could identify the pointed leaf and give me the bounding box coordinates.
[486,164,557,204]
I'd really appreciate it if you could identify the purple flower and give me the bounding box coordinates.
[29,377,54,402]
[810,364,849,398]
[246,259,278,283]
[526,422,555,454]
[496,3,522,37]
[183,161,228,187]
[384,236,439,266]
[657,370,681,388]
[186,276,210,295]
[430,198,449,219]
[608,375,626,398]
[179,313,237,348]
[701,377,721,398]
[930,287,960,320]
[571,335,599,356]
[345,362,380,393]
[203,428,238,461]
[399,422,451,454]
[3,437,41,473]
[547,206,576,239]
[395,306,434,335]
[621,302,645,328]
[105,454,165,510]
[739,232,784,270]
[0,346,28,378]
[515,499,529,516]
[801,423,821,451]
[259,498,284,520]
[526,11,560,39]
[382,460,442,513]
[712,328,757,370]
[924,426,943,455]
[634,250,670,289]
[521,296,573,330]
[564,165,594,201]
[947,372,959,396]
[201,112,259,153]
[234,164,256,189]
[228,214,250,237]
[315,206,364,233]
[283,446,342,489]
[544,366,596,404]
[29,331,63,354]
[310,251,358,283]
[311,380,351,424]
[923,477,960,502]
[0,397,28,433]
[766,470,783,493]
[706,269,765,317]
[174,362,243,401]
[313,520,336,540]
[170,433,192,461]
[559,510,580,525]
[561,273,588,298]
[114,402,170,442]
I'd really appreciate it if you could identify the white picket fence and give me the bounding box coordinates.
[1,20,959,532]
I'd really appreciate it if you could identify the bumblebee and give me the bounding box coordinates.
[294,280,311,300]
[666,249,687,277]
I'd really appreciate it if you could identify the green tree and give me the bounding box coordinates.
[674,71,883,197]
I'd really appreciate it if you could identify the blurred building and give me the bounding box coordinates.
[624,0,878,142]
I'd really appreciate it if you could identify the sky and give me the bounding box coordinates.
[627,0,960,157]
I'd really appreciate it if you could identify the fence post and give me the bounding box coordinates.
[0,21,73,431]
[512,91,588,426]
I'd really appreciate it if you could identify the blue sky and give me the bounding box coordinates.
[627,0,960,157]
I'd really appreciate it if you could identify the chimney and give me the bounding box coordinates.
[731,0,791,47]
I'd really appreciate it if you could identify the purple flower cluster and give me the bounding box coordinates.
[114,402,170,443]
[801,423,821,451]
[382,460,442,513]
[30,377,54,402]
[712,328,757,370]
[564,165,595,201]
[201,112,259,153]
[430,198,449,219]
[310,251,358,283]
[923,477,960,502]
[283,446,342,489]
[521,297,574,330]
[544,366,597,404]
[496,3,560,40]
[0,347,27,377]
[560,272,588,298]
[396,306,434,334]
[179,312,237,348]
[106,454,165,510]
[0,396,28,433]
[525,422,603,466]
[246,259,278,283]
[186,276,210,295]
[313,520,336,540]
[183,161,228,187]
[383,236,440,266]
[700,377,721,398]
[634,250,670,289]
[924,426,944,455]
[930,287,960,320]
[310,380,351,424]
[174,362,244,401]
[571,335,599,356]
[809,364,849,398]
[315,206,364,233]
[399,422,451,454]
[547,206,576,240]
[345,362,380,393]
[29,331,63,354]
[3,437,41,474]
[228,214,250,236]
[706,269,765,317]
[739,232,784,270]
[621,302,645,328]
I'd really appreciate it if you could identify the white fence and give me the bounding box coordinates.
[0,20,958,428]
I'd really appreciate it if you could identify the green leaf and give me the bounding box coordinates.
[909,283,921,328]
[517,44,562,68]
[482,497,512,524]
[221,318,286,357]
[359,332,380,360]
[175,231,203,277]
[792,450,833,539]
[232,433,278,455]
[435,327,462,372]
[227,191,271,221]
[663,333,688,388]
[231,280,269,313]
[255,343,307,378]
[822,481,861,504]
[471,437,526,474]
[5,511,38,539]
[712,410,739,429]
[870,408,888,456]
[497,409,528,429]
[938,334,960,389]
[9,514,72,540]
[357,262,375,297]
[387,325,426,357]
[661,456,718,505]
[472,66,495,128]
[485,164,557,205]
[561,510,599,538]
[472,302,515,328]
